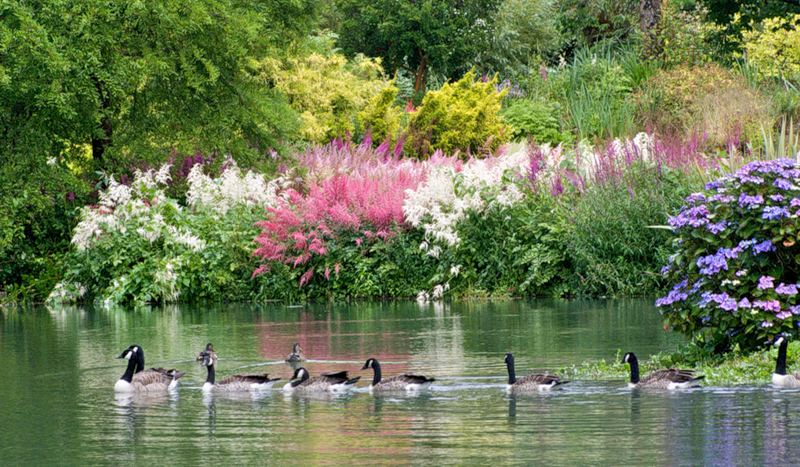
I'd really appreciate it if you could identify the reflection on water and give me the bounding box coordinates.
[1,299,798,466]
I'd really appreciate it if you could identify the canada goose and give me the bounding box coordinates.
[283,367,360,393]
[504,353,568,391]
[285,343,306,363]
[769,332,800,388]
[197,343,280,392]
[114,345,185,393]
[621,352,704,389]
[361,358,435,392]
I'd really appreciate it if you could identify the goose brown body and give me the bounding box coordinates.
[504,353,568,392]
[361,358,434,392]
[284,368,360,393]
[115,345,185,393]
[198,344,279,392]
[622,352,704,389]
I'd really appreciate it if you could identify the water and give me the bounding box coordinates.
[0,299,797,466]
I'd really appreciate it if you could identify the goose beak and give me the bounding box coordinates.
[116,352,126,359]
[360,364,368,370]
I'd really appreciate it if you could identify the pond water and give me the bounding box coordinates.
[0,299,797,466]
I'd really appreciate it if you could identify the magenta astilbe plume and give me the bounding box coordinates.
[253,169,424,282]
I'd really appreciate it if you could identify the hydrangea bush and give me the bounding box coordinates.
[657,158,800,351]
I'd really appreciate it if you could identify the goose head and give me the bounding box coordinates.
[504,353,514,365]
[622,352,636,364]
[290,367,310,382]
[197,344,218,367]
[769,332,792,347]
[116,345,140,361]
[361,358,378,370]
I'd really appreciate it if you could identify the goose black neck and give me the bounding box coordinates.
[628,355,640,384]
[121,357,137,383]
[506,357,516,385]
[371,360,383,386]
[776,339,788,375]
[135,349,145,374]
[206,363,216,385]
[291,370,309,387]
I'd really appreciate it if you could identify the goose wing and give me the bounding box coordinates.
[318,371,352,384]
[639,368,703,387]
[218,373,280,386]
[396,373,435,384]
[133,367,184,386]
[516,373,563,386]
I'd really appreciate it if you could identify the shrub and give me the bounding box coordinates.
[405,71,511,159]
[657,158,800,352]
[740,15,800,84]
[500,98,573,145]
[634,64,772,147]
[268,53,389,143]
[51,161,281,304]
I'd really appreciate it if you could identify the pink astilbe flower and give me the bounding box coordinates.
[253,166,424,286]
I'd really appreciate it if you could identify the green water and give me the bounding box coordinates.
[0,299,797,466]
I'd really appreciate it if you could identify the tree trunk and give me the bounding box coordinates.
[91,75,113,165]
[413,52,428,95]
[640,0,662,59]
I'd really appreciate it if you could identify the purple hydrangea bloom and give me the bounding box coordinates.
[739,175,765,184]
[704,181,724,190]
[791,198,800,207]
[753,240,775,254]
[706,222,727,234]
[762,206,791,220]
[738,193,764,208]
[697,251,728,275]
[708,194,735,204]
[773,178,795,190]
[770,194,785,202]
[758,276,775,289]
[791,305,800,315]
[735,270,747,277]
[754,299,781,312]
[684,193,707,205]
[776,283,798,295]
[762,321,774,328]
[738,297,751,308]
[777,311,793,320]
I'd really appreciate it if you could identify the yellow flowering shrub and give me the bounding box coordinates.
[269,53,389,143]
[741,15,800,81]
[406,71,511,159]
[357,83,403,145]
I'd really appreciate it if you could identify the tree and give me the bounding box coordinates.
[0,0,318,170]
[335,0,501,95]
[700,0,800,51]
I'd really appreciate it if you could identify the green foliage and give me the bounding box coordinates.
[740,14,800,84]
[0,0,315,170]
[357,83,404,145]
[556,0,639,54]
[568,165,696,296]
[406,71,511,158]
[701,0,800,53]
[335,0,501,94]
[500,98,573,145]
[267,53,390,143]
[477,0,559,74]
[653,3,722,68]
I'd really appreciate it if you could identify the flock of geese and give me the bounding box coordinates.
[113,332,800,394]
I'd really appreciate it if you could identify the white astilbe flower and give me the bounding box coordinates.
[403,146,529,248]
[153,257,183,302]
[167,226,205,252]
[46,282,86,303]
[186,159,284,215]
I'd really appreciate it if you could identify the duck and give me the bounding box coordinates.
[621,352,704,389]
[285,343,306,363]
[197,343,280,392]
[114,345,185,393]
[283,367,360,393]
[504,353,568,391]
[361,358,435,392]
[768,332,800,388]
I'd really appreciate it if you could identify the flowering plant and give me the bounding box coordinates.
[657,158,800,351]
